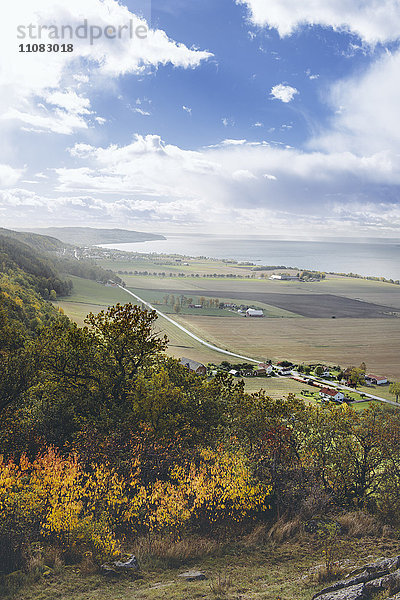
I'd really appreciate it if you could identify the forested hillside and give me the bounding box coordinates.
[0,234,72,333]
[1,234,400,600]
[0,227,123,289]
[26,227,166,246]
[0,228,69,253]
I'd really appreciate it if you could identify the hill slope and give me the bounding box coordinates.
[0,228,70,253]
[22,227,166,246]
[0,234,71,333]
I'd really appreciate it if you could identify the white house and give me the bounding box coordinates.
[270,274,298,281]
[319,388,345,402]
[365,375,388,385]
[246,308,264,317]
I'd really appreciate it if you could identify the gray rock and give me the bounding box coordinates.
[365,568,400,595]
[314,583,367,600]
[101,554,140,576]
[363,556,400,574]
[313,569,388,599]
[113,555,140,571]
[313,557,400,600]
[178,570,207,581]
[348,555,400,578]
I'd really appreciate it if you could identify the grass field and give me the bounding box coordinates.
[173,314,400,380]
[14,535,400,600]
[54,276,130,326]
[54,265,400,384]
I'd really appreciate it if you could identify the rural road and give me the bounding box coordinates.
[119,286,262,364]
[119,286,396,408]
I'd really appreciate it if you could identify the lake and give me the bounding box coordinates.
[100,234,400,280]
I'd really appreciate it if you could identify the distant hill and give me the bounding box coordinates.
[0,233,73,334]
[0,228,69,252]
[1,228,124,287]
[21,227,166,246]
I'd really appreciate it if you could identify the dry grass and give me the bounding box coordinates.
[242,524,270,547]
[133,535,221,569]
[313,561,346,585]
[268,517,303,543]
[209,571,234,599]
[12,533,400,600]
[336,512,384,538]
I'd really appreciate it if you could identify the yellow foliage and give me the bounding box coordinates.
[0,447,272,555]
[0,450,121,561]
[131,448,272,535]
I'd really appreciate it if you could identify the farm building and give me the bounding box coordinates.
[229,369,241,377]
[246,308,264,317]
[258,362,273,375]
[180,358,207,376]
[254,368,268,377]
[270,274,298,281]
[319,388,345,402]
[365,374,388,385]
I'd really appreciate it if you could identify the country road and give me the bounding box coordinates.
[119,286,262,364]
[119,285,397,408]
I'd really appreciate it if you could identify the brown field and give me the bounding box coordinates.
[55,272,400,381]
[144,288,399,318]
[173,314,400,380]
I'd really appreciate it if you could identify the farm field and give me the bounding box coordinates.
[133,287,298,318]
[173,314,400,380]
[54,276,130,326]
[137,287,398,318]
[54,263,400,383]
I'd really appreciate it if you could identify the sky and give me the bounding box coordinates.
[1,0,400,238]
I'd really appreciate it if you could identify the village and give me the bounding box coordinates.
[179,356,393,407]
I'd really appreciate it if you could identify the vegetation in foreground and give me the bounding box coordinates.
[2,293,400,597]
[2,232,400,599]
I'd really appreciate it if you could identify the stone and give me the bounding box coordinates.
[313,557,400,600]
[314,583,367,600]
[101,554,140,576]
[365,568,400,595]
[373,556,400,571]
[178,570,207,581]
[113,555,140,571]
[313,569,389,599]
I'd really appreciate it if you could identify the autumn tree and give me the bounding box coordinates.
[390,382,400,403]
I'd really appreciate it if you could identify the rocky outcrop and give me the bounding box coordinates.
[101,555,139,576]
[313,556,400,600]
[178,570,207,581]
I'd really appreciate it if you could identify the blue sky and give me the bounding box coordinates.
[1,0,400,238]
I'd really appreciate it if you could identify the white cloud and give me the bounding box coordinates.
[0,0,212,134]
[133,108,151,116]
[50,134,400,236]
[2,132,400,235]
[2,108,89,135]
[0,165,23,187]
[270,84,298,103]
[237,0,400,44]
[232,169,257,181]
[314,49,400,156]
